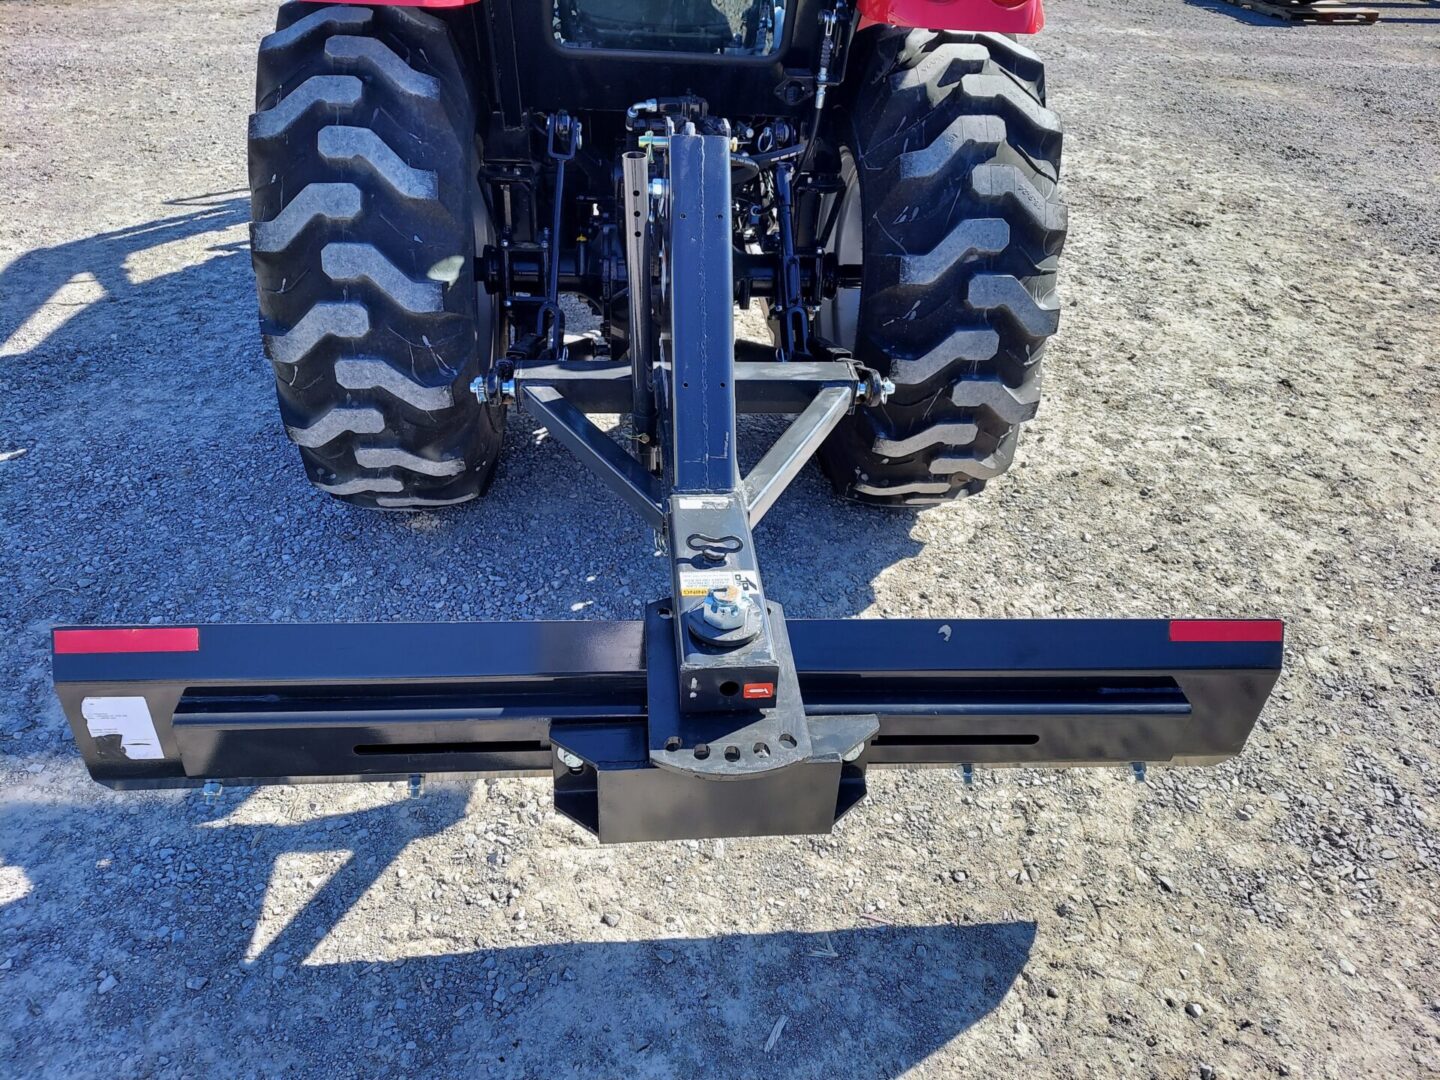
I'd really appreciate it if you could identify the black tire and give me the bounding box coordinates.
[248,2,503,509]
[816,30,1067,505]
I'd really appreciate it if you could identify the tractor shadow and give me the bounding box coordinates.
[0,787,1036,1077]
[0,191,253,364]
[3,198,1018,1073]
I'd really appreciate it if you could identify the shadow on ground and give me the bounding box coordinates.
[1180,0,1298,25]
[0,788,1034,1077]
[1182,0,1440,23]
[0,197,969,1074]
[0,194,924,642]
[0,192,252,360]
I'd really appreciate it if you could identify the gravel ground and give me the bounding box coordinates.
[2,0,1439,1076]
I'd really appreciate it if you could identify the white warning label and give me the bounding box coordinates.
[81,697,164,760]
[678,569,762,598]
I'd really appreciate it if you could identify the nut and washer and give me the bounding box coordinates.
[701,585,752,632]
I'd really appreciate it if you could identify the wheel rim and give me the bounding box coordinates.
[472,143,503,372]
[816,148,863,349]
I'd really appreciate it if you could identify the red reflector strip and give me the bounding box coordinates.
[54,628,201,655]
[743,682,775,700]
[1168,620,1283,644]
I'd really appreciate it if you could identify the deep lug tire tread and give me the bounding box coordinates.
[819,30,1067,506]
[248,1,502,508]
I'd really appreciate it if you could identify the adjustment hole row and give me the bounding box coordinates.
[666,738,775,760]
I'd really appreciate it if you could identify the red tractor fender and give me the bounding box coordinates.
[303,0,1045,35]
[857,0,1044,33]
[303,0,481,6]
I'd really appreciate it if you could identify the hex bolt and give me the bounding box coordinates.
[556,747,584,771]
[701,585,758,636]
[201,779,223,806]
[470,376,488,404]
[1131,761,1147,783]
[701,586,748,632]
[858,376,897,406]
[408,773,424,799]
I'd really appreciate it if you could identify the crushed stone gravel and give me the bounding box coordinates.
[1,0,1438,1076]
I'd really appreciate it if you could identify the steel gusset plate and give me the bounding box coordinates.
[644,601,877,778]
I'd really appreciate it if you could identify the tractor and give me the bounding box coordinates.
[51,0,1284,843]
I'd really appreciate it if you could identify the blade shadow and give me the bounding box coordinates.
[0,788,1034,1078]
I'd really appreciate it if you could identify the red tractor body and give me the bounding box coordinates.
[302,0,1046,34]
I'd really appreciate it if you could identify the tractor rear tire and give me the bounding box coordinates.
[817,30,1068,505]
[247,2,503,509]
